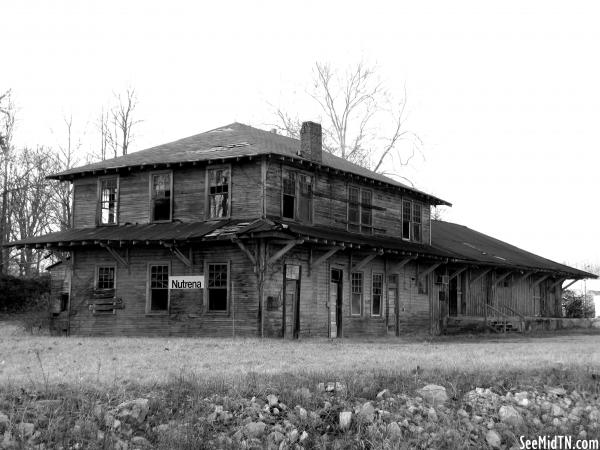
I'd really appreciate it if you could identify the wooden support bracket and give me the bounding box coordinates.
[99,243,129,268]
[418,262,442,282]
[162,243,192,268]
[532,274,551,288]
[516,271,534,283]
[448,267,467,280]
[352,253,378,272]
[232,238,257,266]
[562,279,579,290]
[310,247,341,272]
[549,277,567,290]
[267,240,304,265]
[470,268,491,287]
[390,256,416,273]
[493,271,513,287]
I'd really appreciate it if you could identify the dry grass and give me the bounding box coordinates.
[1,322,599,389]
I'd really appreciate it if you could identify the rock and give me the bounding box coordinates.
[300,430,308,442]
[130,436,151,448]
[245,421,267,439]
[114,438,128,450]
[0,413,8,433]
[427,407,438,422]
[377,389,391,400]
[417,385,448,405]
[266,394,279,408]
[499,405,523,427]
[588,409,600,422]
[548,387,567,396]
[551,405,564,417]
[116,399,149,425]
[288,429,298,442]
[154,424,169,433]
[267,431,285,444]
[386,421,402,440]
[339,411,352,430]
[358,402,375,423]
[295,406,307,419]
[16,423,35,438]
[486,430,502,449]
[296,387,311,399]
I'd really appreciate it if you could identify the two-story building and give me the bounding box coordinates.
[7,122,596,336]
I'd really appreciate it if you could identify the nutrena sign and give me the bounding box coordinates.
[168,276,204,289]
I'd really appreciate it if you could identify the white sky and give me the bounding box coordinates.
[3,0,599,283]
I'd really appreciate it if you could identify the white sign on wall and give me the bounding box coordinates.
[168,275,204,290]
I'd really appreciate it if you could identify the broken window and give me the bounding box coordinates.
[282,170,296,219]
[372,273,383,316]
[208,167,230,219]
[348,186,373,234]
[148,264,169,312]
[402,200,411,240]
[208,263,228,311]
[96,266,115,290]
[282,170,312,222]
[351,272,363,316]
[412,203,422,243]
[99,177,118,225]
[151,173,171,221]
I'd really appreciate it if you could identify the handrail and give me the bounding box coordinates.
[485,303,510,319]
[499,304,526,320]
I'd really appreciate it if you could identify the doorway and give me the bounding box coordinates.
[330,268,343,338]
[283,264,301,339]
[448,274,464,316]
[388,274,399,336]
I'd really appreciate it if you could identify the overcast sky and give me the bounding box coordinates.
[3,0,599,284]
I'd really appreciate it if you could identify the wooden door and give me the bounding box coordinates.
[283,264,301,339]
[388,287,398,336]
[330,269,343,338]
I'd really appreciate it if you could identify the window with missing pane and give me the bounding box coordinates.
[361,190,373,234]
[99,177,118,225]
[372,273,383,316]
[347,186,373,234]
[297,174,312,222]
[151,173,171,221]
[208,168,230,219]
[148,264,169,312]
[351,272,363,316]
[412,203,422,243]
[348,187,360,232]
[96,266,115,290]
[282,170,296,219]
[208,263,228,312]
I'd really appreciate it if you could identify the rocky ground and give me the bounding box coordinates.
[1,381,599,449]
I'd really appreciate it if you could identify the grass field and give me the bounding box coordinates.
[1,322,599,389]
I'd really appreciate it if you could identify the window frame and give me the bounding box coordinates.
[205,261,230,314]
[94,264,116,291]
[205,164,232,220]
[97,176,120,226]
[350,271,363,316]
[372,272,383,317]
[412,202,423,243]
[146,261,170,314]
[347,185,373,235]
[149,170,173,223]
[402,200,412,240]
[280,168,313,223]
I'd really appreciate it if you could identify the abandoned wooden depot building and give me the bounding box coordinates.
[7,122,597,337]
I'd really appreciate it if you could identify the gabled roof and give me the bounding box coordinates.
[431,220,596,279]
[49,122,450,206]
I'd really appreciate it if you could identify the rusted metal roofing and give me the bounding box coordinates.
[431,220,596,279]
[48,122,450,206]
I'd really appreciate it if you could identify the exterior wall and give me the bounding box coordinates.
[265,160,432,242]
[72,160,263,228]
[69,243,258,337]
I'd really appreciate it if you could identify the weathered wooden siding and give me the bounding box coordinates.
[71,161,263,228]
[69,243,259,337]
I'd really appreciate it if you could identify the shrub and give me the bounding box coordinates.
[0,274,51,313]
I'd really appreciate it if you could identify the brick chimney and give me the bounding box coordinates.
[300,121,322,163]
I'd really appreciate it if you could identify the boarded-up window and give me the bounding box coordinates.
[412,203,422,243]
[99,178,118,225]
[351,272,363,316]
[96,266,115,290]
[149,264,169,312]
[208,168,230,218]
[402,200,411,239]
[151,173,171,221]
[372,273,383,316]
[348,186,373,234]
[208,263,228,311]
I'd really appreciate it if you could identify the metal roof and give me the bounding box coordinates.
[49,122,450,206]
[431,220,596,279]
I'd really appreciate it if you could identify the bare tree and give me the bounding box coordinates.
[99,88,140,159]
[0,90,16,274]
[272,62,421,182]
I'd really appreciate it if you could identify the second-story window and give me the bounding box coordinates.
[348,186,373,234]
[151,172,172,222]
[413,203,422,242]
[282,169,312,222]
[402,199,423,242]
[402,200,411,240]
[208,167,230,219]
[99,177,118,225]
